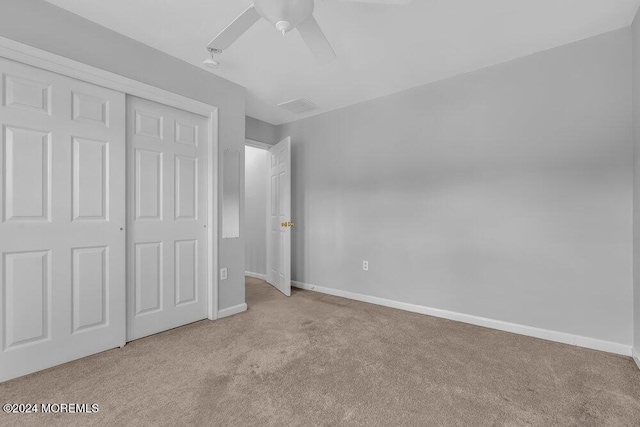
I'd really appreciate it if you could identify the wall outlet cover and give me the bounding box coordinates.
[220,268,228,280]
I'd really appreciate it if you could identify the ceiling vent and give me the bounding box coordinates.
[277,98,318,114]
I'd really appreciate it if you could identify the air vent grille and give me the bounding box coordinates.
[277,98,318,114]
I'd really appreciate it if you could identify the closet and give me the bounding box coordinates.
[0,56,215,382]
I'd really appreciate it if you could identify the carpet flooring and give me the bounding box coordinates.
[1,277,639,426]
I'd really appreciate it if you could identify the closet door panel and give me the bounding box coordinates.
[0,57,126,383]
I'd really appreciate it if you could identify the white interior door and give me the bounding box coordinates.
[266,137,291,296]
[127,96,208,341]
[0,57,126,382]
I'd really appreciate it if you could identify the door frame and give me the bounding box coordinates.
[0,36,220,321]
[246,138,273,151]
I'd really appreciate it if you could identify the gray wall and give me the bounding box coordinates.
[246,116,280,145]
[0,0,247,311]
[633,8,640,352]
[245,146,268,275]
[277,28,634,345]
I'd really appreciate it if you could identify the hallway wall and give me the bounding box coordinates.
[245,146,268,276]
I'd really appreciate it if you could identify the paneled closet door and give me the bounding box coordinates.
[126,96,208,341]
[0,57,126,382]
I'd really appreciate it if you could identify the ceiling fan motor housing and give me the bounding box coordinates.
[255,0,314,33]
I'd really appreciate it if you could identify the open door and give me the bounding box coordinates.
[266,137,291,296]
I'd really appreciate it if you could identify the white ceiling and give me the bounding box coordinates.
[45,0,640,125]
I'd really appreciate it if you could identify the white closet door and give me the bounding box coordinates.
[127,96,208,341]
[0,57,126,382]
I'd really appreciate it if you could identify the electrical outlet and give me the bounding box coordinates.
[220,268,228,280]
[363,261,368,271]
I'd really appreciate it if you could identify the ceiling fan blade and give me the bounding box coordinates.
[328,0,413,4]
[207,5,261,51]
[296,16,336,64]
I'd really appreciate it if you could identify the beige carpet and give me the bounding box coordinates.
[1,277,639,426]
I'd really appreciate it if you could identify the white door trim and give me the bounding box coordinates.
[245,138,272,150]
[0,35,219,321]
[0,36,216,117]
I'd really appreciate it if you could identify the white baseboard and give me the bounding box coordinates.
[245,271,266,280]
[633,348,640,370]
[291,281,632,357]
[218,303,247,319]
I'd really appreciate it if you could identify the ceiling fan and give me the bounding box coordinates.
[207,0,413,64]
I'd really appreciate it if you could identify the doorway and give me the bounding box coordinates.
[244,138,291,297]
[245,142,269,281]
